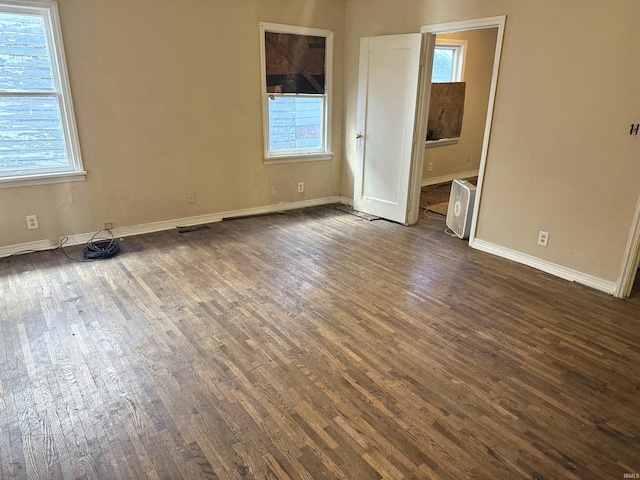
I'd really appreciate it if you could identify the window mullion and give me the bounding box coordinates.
[0,91,60,98]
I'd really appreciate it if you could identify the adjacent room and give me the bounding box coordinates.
[1,0,639,478]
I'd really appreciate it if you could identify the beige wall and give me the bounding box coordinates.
[342,0,640,283]
[422,29,497,183]
[0,0,345,247]
[3,0,639,289]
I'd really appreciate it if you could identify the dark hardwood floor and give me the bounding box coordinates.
[1,205,639,479]
[420,177,478,210]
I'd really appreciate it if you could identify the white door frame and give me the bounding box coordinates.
[418,16,507,242]
[615,194,640,298]
[406,33,436,224]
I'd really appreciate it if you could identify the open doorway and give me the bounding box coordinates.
[353,17,505,227]
[632,270,640,297]
[615,195,640,298]
[408,16,506,237]
[623,244,640,298]
[421,28,497,218]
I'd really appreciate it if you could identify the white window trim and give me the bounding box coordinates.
[0,0,85,188]
[433,39,467,82]
[424,138,459,148]
[259,22,333,164]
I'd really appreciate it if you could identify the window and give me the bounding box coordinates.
[427,39,467,146]
[0,0,84,187]
[260,23,333,163]
[431,39,466,83]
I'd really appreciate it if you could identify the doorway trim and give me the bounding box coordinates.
[615,194,640,298]
[418,16,506,243]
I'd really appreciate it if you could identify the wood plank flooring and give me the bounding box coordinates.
[420,177,478,210]
[1,205,639,479]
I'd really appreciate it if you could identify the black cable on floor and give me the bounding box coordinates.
[2,228,120,265]
[82,229,119,259]
[62,229,120,262]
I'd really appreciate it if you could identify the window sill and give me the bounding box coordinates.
[0,171,87,189]
[425,138,459,148]
[264,153,333,164]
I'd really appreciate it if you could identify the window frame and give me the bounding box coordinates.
[432,39,467,83]
[259,22,333,164]
[0,0,85,188]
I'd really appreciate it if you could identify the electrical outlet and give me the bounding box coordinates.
[428,162,433,172]
[297,182,304,193]
[537,230,549,247]
[104,222,113,230]
[26,215,39,230]
[187,192,195,204]
[466,154,471,163]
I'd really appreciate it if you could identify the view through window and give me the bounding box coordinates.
[0,2,83,185]
[432,41,465,83]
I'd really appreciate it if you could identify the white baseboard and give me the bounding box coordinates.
[4,196,620,298]
[421,169,479,187]
[471,238,617,296]
[0,196,341,259]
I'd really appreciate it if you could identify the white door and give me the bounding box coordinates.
[354,34,426,224]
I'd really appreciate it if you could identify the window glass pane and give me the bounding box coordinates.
[0,12,55,92]
[265,32,325,94]
[432,47,455,83]
[0,95,68,172]
[269,96,323,152]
